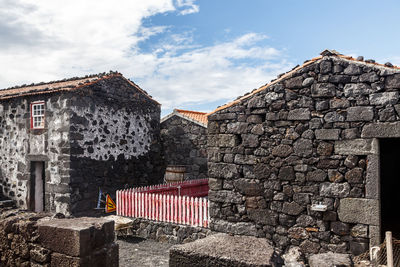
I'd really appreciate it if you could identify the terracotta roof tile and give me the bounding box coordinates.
[207,50,400,116]
[175,109,208,125]
[0,72,159,104]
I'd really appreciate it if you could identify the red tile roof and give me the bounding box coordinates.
[175,109,208,125]
[207,50,400,115]
[0,72,159,104]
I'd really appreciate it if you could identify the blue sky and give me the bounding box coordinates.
[1,0,400,116]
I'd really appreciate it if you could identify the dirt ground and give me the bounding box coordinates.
[117,236,173,267]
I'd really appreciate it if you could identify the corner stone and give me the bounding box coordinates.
[338,198,379,225]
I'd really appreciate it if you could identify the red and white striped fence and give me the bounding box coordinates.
[116,190,209,228]
[130,178,209,197]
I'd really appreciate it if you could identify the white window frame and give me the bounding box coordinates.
[31,101,45,129]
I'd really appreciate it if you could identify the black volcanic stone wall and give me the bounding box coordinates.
[68,77,163,215]
[207,55,400,255]
[161,116,207,180]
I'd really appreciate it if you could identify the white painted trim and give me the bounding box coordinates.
[161,111,207,128]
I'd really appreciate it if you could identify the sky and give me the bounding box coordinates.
[1,0,400,116]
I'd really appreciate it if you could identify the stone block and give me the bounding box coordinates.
[287,108,311,120]
[346,106,374,121]
[51,253,86,267]
[169,233,282,267]
[282,202,305,216]
[306,169,327,182]
[351,224,368,238]
[344,168,363,184]
[315,129,340,140]
[308,252,351,267]
[385,73,400,88]
[369,92,399,105]
[285,76,304,89]
[366,154,379,199]
[208,190,242,204]
[311,83,336,97]
[334,138,378,155]
[38,217,115,257]
[293,138,313,157]
[361,122,400,138]
[369,225,380,247]
[233,179,263,196]
[319,182,350,198]
[272,144,293,157]
[338,198,379,225]
[248,209,278,226]
[343,83,371,97]
[278,166,295,181]
[330,221,349,235]
[219,134,240,147]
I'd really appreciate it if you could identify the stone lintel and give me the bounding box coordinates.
[338,198,379,226]
[334,138,378,155]
[361,122,400,138]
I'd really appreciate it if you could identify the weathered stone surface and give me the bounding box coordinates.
[288,227,310,239]
[315,129,340,140]
[311,83,336,97]
[306,169,327,182]
[208,190,242,204]
[343,83,372,97]
[335,139,378,155]
[344,168,363,184]
[234,179,263,196]
[320,182,350,198]
[302,77,314,87]
[272,144,293,157]
[343,64,361,75]
[351,224,368,238]
[285,76,304,89]
[248,209,278,226]
[308,252,352,267]
[299,240,320,254]
[293,139,313,157]
[366,154,379,199]
[317,142,333,155]
[330,98,350,109]
[346,107,374,121]
[169,233,282,267]
[278,166,295,181]
[287,108,311,120]
[38,217,114,257]
[328,170,344,183]
[385,73,400,88]
[369,92,399,105]
[282,202,305,216]
[208,163,239,178]
[361,122,400,138]
[338,198,379,225]
[331,222,349,235]
[360,72,379,83]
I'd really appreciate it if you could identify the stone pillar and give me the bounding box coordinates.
[38,217,118,267]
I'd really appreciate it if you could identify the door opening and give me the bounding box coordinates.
[29,161,45,212]
[380,139,400,240]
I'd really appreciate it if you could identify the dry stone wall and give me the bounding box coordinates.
[161,115,207,180]
[207,55,400,255]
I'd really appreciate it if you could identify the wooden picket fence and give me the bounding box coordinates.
[116,190,209,228]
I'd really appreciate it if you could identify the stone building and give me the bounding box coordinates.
[207,50,400,256]
[161,109,208,180]
[0,72,163,215]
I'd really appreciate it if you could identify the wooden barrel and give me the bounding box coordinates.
[164,165,186,183]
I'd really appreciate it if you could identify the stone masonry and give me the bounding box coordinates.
[161,110,208,180]
[207,50,400,256]
[0,208,118,267]
[0,72,163,215]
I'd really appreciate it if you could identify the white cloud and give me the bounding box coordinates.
[0,0,291,113]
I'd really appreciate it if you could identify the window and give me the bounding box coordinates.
[31,101,45,129]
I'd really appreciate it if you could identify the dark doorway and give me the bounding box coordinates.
[380,139,400,239]
[29,161,45,212]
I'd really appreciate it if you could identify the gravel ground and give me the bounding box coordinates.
[117,236,173,267]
